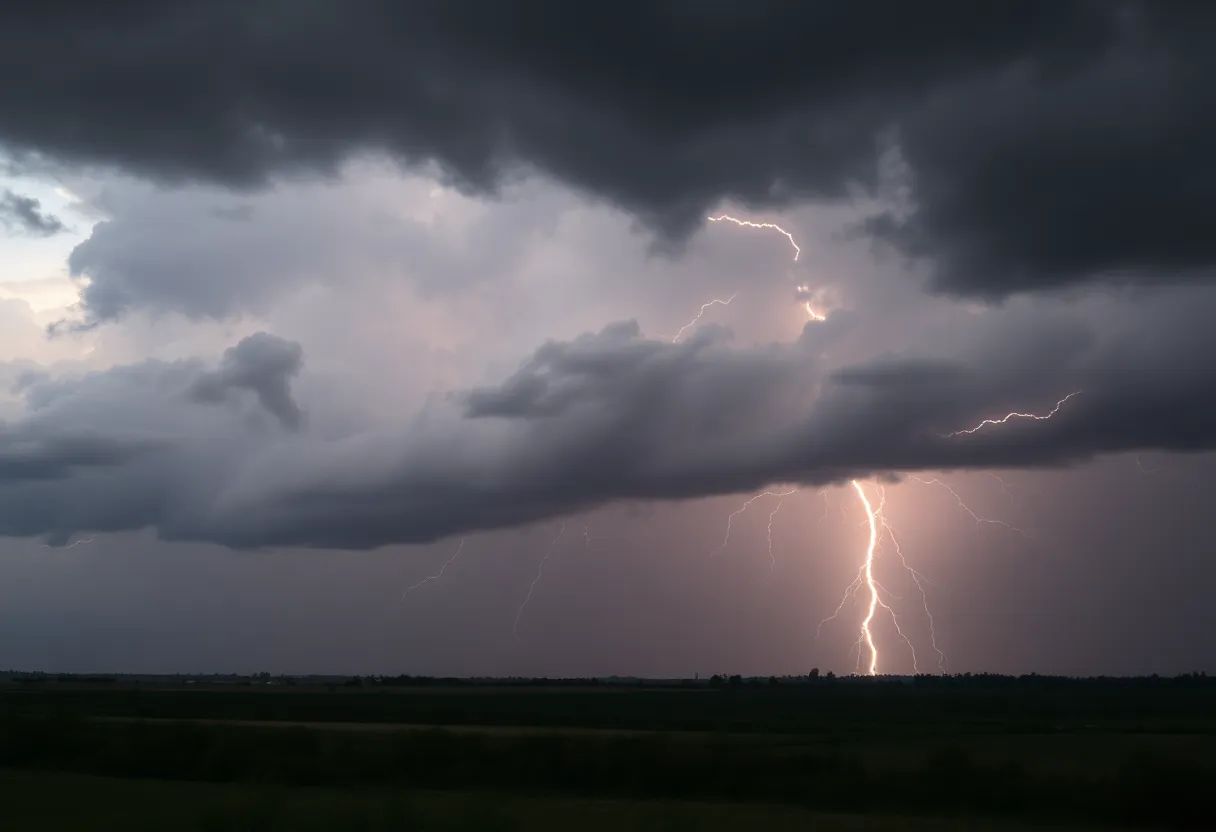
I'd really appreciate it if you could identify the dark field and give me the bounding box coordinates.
[2,675,1212,830]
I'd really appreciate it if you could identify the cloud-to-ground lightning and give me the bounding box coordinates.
[711,489,798,557]
[402,537,467,599]
[945,391,1082,437]
[514,522,567,639]
[816,481,929,676]
[851,481,882,675]
[671,293,738,343]
[708,215,801,261]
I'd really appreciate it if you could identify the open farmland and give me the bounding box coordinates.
[1,674,1210,829]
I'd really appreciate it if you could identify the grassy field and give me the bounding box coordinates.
[0,769,1124,831]
[2,677,1211,829]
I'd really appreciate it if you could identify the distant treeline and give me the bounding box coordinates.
[3,670,1211,689]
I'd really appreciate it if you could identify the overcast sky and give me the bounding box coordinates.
[1,0,1213,678]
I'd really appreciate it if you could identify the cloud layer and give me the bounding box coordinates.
[5,276,1216,550]
[2,1,1213,296]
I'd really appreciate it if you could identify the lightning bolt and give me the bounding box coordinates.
[820,472,1032,675]
[712,489,798,557]
[946,391,1082,437]
[402,538,466,599]
[852,481,882,675]
[708,215,801,261]
[40,536,94,550]
[817,481,925,676]
[672,293,738,343]
[514,522,567,640]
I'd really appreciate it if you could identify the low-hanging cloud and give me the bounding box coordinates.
[4,284,1216,550]
[190,333,305,431]
[1,1,1212,297]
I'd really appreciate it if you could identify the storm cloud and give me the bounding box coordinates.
[189,332,305,431]
[1,1,1212,297]
[4,279,1216,550]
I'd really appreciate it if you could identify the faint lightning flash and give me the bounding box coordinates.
[796,284,826,322]
[986,472,1018,503]
[874,508,946,673]
[402,538,466,599]
[909,477,1031,538]
[712,489,798,557]
[817,490,831,526]
[708,215,801,261]
[514,522,567,639]
[765,497,788,575]
[672,293,738,343]
[946,391,1082,437]
[40,536,94,550]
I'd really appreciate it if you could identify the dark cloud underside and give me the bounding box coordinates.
[4,294,1216,550]
[1,1,1212,295]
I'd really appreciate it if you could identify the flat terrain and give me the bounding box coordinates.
[0,769,1118,832]
[2,676,1211,829]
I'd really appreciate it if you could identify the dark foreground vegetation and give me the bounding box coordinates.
[2,673,1212,830]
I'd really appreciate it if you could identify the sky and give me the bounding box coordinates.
[0,0,1214,678]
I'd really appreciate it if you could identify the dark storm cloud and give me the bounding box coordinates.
[190,333,305,431]
[0,429,161,481]
[0,189,65,236]
[1,332,300,481]
[1,1,1211,296]
[0,332,304,544]
[5,290,1216,550]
